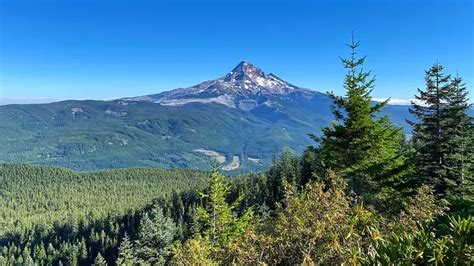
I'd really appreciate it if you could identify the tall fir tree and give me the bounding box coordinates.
[195,169,253,248]
[267,150,301,209]
[300,146,318,186]
[33,242,46,265]
[409,64,472,197]
[444,74,473,196]
[78,238,88,262]
[116,234,138,265]
[409,63,451,194]
[94,252,107,266]
[135,206,177,264]
[314,38,406,204]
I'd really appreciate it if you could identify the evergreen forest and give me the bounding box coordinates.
[1,41,473,265]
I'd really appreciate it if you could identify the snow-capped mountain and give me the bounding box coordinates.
[0,61,416,172]
[123,61,316,111]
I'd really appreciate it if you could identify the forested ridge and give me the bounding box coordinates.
[0,164,210,264]
[1,41,473,265]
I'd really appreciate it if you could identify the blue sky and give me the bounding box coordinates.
[0,0,473,103]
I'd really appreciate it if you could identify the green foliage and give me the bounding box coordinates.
[266,149,302,208]
[94,252,107,265]
[409,63,473,197]
[1,42,472,266]
[260,171,376,264]
[0,163,207,236]
[116,235,137,265]
[0,163,208,265]
[300,146,318,186]
[134,206,177,264]
[2,157,473,265]
[448,215,473,263]
[196,169,253,247]
[314,39,408,208]
[445,76,474,190]
[397,185,447,231]
[371,216,473,265]
[115,203,194,265]
[202,170,472,265]
[172,235,216,265]
[172,169,253,263]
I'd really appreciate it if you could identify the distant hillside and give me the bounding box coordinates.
[0,163,209,237]
[0,62,416,171]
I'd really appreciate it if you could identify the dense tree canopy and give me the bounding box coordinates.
[0,164,208,265]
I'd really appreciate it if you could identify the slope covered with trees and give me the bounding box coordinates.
[0,164,209,264]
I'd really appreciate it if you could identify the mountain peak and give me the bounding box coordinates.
[231,61,259,72]
[227,61,265,81]
[124,61,309,109]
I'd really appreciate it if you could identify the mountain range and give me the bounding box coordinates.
[0,62,416,171]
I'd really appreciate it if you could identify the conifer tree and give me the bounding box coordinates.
[444,75,473,194]
[116,234,138,265]
[78,238,88,262]
[267,150,301,208]
[22,246,33,265]
[67,245,78,266]
[196,169,253,248]
[94,252,107,266]
[135,206,176,264]
[314,38,406,202]
[409,64,472,196]
[409,63,451,194]
[300,146,318,186]
[46,243,56,265]
[33,242,46,265]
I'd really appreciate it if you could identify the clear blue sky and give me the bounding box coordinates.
[1,0,473,102]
